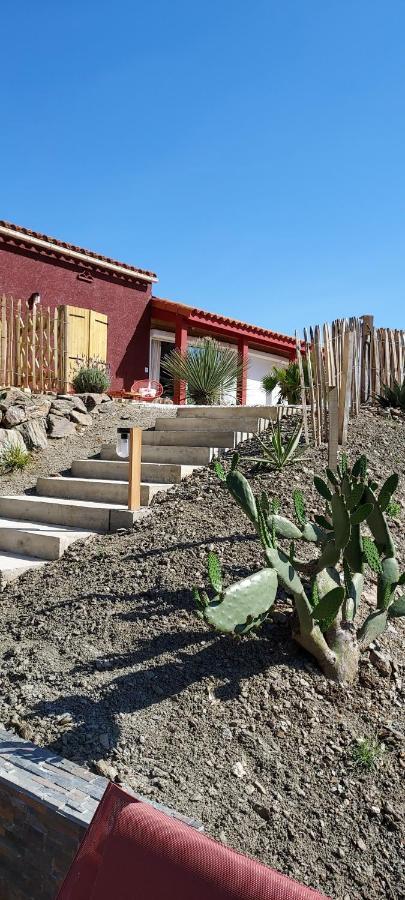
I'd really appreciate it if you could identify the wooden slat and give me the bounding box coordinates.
[1,295,7,387]
[295,332,309,444]
[303,327,317,445]
[338,328,355,445]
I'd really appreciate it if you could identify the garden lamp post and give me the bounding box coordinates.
[116,426,142,511]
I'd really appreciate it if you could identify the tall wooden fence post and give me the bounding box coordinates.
[338,328,355,445]
[328,386,339,471]
[128,427,142,511]
[360,314,374,402]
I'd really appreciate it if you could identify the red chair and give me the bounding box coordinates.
[56,783,330,900]
[126,379,163,402]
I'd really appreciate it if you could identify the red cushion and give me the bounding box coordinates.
[57,783,330,900]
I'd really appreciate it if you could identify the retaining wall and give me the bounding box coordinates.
[0,727,198,899]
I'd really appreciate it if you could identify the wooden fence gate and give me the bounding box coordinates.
[0,296,108,393]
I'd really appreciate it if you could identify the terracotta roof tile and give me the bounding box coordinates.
[0,220,157,280]
[152,296,296,346]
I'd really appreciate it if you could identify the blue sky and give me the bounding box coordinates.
[1,1,404,333]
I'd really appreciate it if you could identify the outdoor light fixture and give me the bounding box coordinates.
[116,427,130,458]
[28,292,41,309]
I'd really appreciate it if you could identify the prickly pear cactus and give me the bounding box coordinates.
[195,451,405,682]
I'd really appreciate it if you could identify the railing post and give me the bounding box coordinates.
[128,427,142,511]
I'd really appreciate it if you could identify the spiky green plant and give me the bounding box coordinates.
[376,378,405,411]
[351,737,384,770]
[250,420,304,470]
[0,444,30,472]
[262,360,308,405]
[195,453,405,683]
[161,338,246,406]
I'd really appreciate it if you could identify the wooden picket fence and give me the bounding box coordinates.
[0,295,108,394]
[0,295,68,393]
[295,315,405,460]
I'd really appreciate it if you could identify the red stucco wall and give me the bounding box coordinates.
[0,242,152,390]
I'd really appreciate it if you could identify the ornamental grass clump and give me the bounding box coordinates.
[194,453,405,683]
[0,444,30,473]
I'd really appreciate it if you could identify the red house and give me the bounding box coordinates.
[0,221,296,403]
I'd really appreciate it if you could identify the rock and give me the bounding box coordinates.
[99,733,111,750]
[3,405,27,428]
[77,393,104,410]
[356,837,367,852]
[0,388,29,411]
[24,396,52,419]
[93,759,118,780]
[57,395,88,414]
[231,761,247,778]
[69,410,92,427]
[0,427,27,452]
[50,399,76,417]
[369,649,392,676]
[17,418,48,450]
[47,415,76,438]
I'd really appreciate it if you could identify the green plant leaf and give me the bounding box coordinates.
[314,514,333,530]
[358,609,388,647]
[293,489,307,526]
[350,503,374,525]
[351,455,368,479]
[346,482,365,511]
[314,476,332,501]
[212,459,226,482]
[388,595,405,617]
[207,552,223,594]
[312,586,345,623]
[378,473,399,511]
[362,536,383,574]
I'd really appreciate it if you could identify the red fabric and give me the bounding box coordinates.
[57,784,330,900]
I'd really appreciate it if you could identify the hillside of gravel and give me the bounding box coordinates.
[0,407,404,900]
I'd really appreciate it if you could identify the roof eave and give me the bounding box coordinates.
[0,224,158,284]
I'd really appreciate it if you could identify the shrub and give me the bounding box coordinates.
[351,738,384,770]
[161,337,246,406]
[263,360,309,405]
[376,378,405,411]
[0,444,30,472]
[72,358,111,394]
[195,453,405,683]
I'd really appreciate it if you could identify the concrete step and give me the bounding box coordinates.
[0,496,140,531]
[176,405,277,419]
[154,416,266,433]
[0,551,45,586]
[0,518,94,561]
[141,430,236,448]
[36,477,172,507]
[100,443,214,465]
[71,458,199,484]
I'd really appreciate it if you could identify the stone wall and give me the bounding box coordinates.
[0,728,200,899]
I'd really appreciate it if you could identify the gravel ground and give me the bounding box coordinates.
[0,400,176,495]
[0,408,404,900]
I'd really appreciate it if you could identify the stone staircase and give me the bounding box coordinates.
[0,405,277,586]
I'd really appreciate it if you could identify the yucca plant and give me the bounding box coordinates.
[250,420,304,470]
[161,337,246,405]
[376,377,405,411]
[263,360,308,405]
